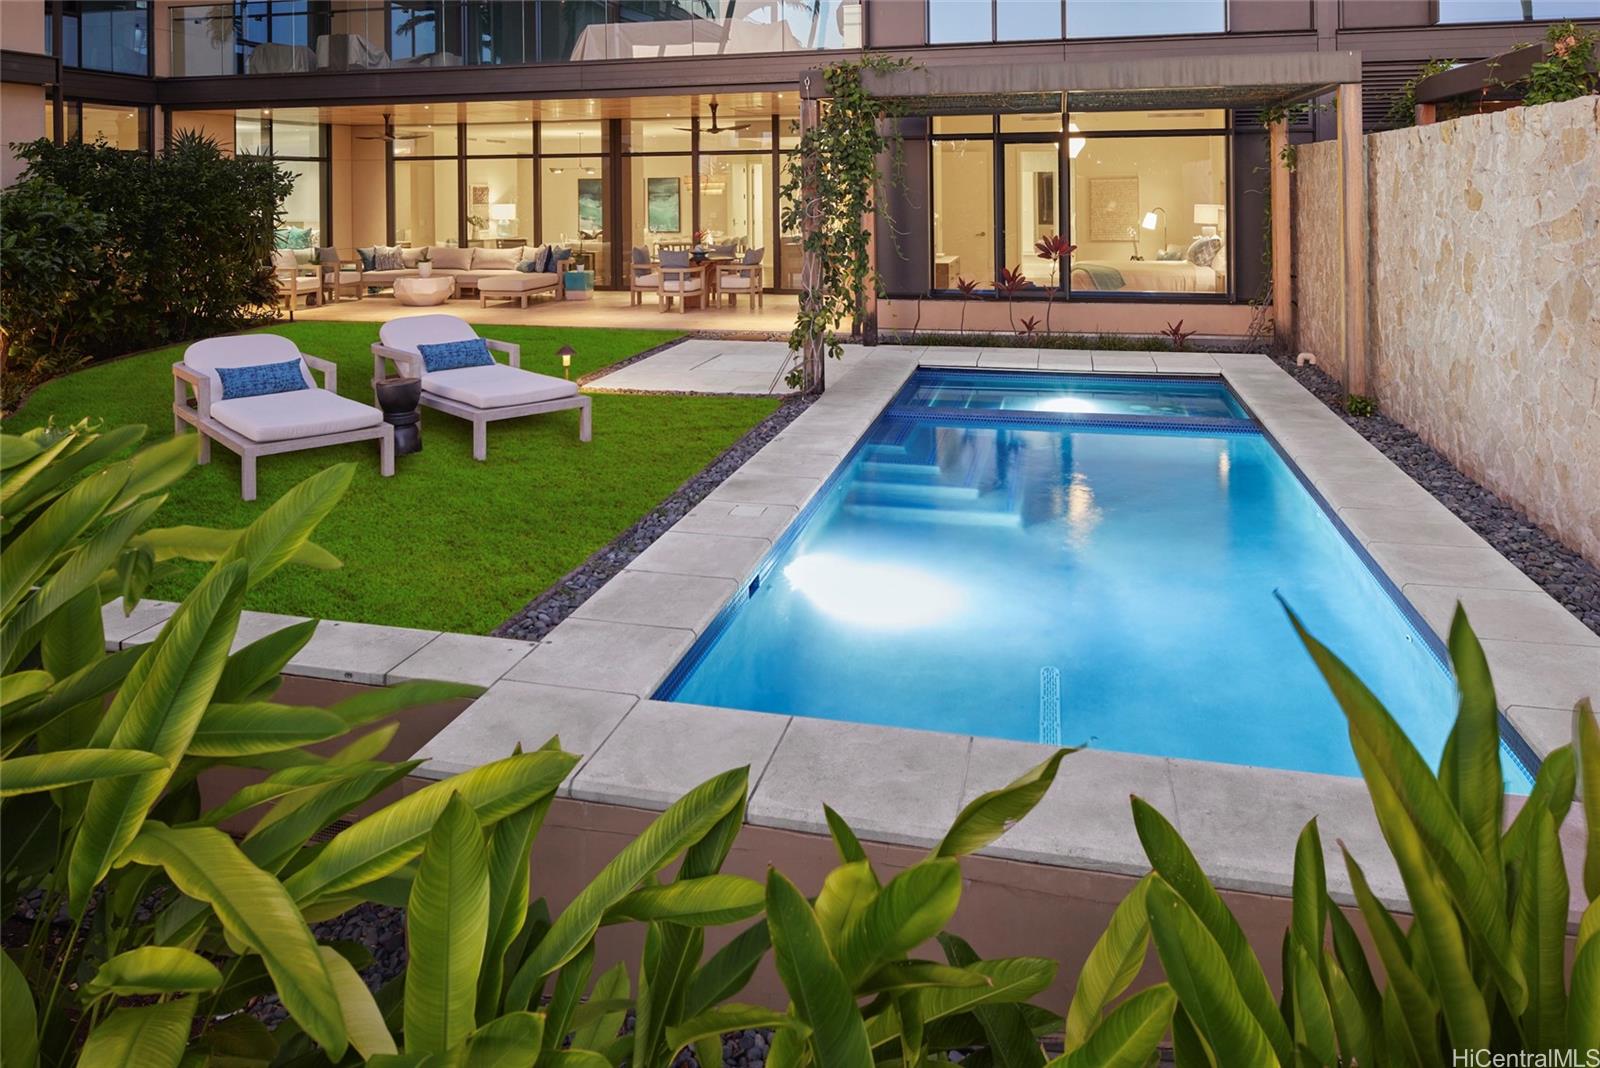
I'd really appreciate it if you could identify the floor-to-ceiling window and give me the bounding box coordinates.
[699,116,774,263]
[237,107,329,246]
[466,119,534,250]
[1066,110,1229,298]
[930,116,996,290]
[47,1,151,75]
[393,120,459,246]
[63,103,150,153]
[927,0,1224,42]
[540,120,610,284]
[926,108,1231,299]
[625,118,695,258]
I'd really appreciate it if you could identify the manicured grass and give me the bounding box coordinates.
[9,322,781,634]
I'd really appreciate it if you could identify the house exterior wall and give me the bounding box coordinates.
[1293,96,1600,564]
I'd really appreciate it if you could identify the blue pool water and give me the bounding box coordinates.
[658,370,1535,791]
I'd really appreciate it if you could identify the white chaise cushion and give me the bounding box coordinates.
[210,389,382,443]
[423,364,578,409]
[185,334,316,400]
[380,312,479,354]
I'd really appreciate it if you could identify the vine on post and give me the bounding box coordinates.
[779,54,912,392]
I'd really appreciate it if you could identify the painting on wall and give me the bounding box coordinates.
[1035,172,1055,226]
[577,178,603,233]
[1087,176,1139,243]
[646,176,681,233]
[471,183,490,207]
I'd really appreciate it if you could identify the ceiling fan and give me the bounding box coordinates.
[356,130,426,141]
[675,98,752,134]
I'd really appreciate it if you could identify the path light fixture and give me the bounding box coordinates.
[558,345,574,378]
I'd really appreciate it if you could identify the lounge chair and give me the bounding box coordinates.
[173,334,394,501]
[371,314,592,461]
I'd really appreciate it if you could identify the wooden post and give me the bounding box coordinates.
[861,191,878,346]
[1414,102,1437,126]
[1337,82,1368,397]
[1268,117,1294,347]
[799,94,825,393]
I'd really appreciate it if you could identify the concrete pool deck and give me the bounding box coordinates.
[104,344,1595,924]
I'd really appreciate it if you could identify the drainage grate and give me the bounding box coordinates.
[1039,667,1061,745]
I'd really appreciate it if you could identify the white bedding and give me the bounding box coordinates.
[1069,260,1222,293]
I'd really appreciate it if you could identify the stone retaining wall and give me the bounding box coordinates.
[1293,96,1600,564]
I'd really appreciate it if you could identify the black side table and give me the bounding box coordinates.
[374,377,423,456]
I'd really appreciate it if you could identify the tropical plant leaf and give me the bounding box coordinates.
[1343,845,1434,1063]
[1289,819,1327,962]
[1131,797,1292,1063]
[1050,983,1175,1068]
[1446,606,1505,876]
[216,463,354,586]
[68,560,247,912]
[570,962,630,1052]
[479,791,549,1021]
[685,919,772,1018]
[602,874,765,927]
[934,749,1070,859]
[1064,875,1152,1050]
[506,766,748,1007]
[858,962,989,996]
[0,748,167,796]
[939,932,1046,1068]
[0,433,44,470]
[186,701,348,757]
[543,941,596,1052]
[406,793,491,1054]
[1,948,38,1068]
[132,525,340,571]
[77,994,195,1068]
[1512,806,1569,1052]
[81,946,222,1000]
[1290,941,1337,1065]
[213,618,319,703]
[823,804,872,867]
[1571,918,1600,1052]
[866,956,1058,1051]
[1355,732,1490,1050]
[285,748,575,904]
[119,821,347,1058]
[1577,699,1600,903]
[667,1005,810,1057]
[0,460,129,621]
[320,944,397,1058]
[834,859,962,986]
[764,868,873,1068]
[814,860,879,950]
[1504,744,1576,865]
[1284,604,1527,1015]
[1144,876,1276,1066]
[0,645,139,755]
[1323,955,1375,1068]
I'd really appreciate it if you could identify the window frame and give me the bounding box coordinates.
[47,1,153,77]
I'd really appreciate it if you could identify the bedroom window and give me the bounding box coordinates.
[1065,113,1229,299]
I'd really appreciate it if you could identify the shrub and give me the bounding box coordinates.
[1526,21,1599,106]
[0,133,292,407]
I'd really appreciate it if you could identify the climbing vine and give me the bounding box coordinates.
[1383,58,1456,129]
[1525,21,1599,105]
[778,54,912,392]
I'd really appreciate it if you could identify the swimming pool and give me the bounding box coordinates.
[657,368,1535,792]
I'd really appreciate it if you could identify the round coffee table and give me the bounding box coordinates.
[393,276,455,306]
[374,377,423,455]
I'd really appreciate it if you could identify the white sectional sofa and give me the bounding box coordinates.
[355,244,569,302]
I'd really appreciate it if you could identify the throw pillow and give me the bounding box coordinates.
[357,246,377,270]
[417,338,496,373]
[316,246,339,270]
[532,244,553,273]
[660,250,691,268]
[742,246,765,266]
[373,246,405,271]
[631,245,650,265]
[515,259,538,273]
[1184,235,1222,268]
[552,246,572,263]
[431,245,473,270]
[217,359,309,401]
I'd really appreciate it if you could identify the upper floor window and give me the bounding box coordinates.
[1436,0,1600,21]
[928,0,1225,44]
[47,1,150,76]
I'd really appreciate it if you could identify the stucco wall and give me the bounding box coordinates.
[1293,97,1600,564]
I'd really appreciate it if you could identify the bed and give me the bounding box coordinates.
[1069,258,1225,294]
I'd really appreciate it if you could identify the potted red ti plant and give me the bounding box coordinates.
[1161,319,1197,351]
[994,265,1031,334]
[1033,234,1075,335]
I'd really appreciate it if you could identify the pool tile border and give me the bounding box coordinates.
[104,349,1592,920]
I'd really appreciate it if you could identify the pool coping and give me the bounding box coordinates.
[104,346,1595,921]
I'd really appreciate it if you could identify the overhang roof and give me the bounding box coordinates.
[805,50,1362,113]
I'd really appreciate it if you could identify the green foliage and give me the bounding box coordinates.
[0,133,293,407]
[1383,59,1456,129]
[779,54,913,392]
[1525,22,1599,106]
[1344,394,1378,417]
[1069,604,1599,1066]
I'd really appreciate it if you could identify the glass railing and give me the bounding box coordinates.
[168,0,863,78]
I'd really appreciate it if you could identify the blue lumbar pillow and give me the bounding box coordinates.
[217,359,308,400]
[515,259,538,273]
[417,337,496,373]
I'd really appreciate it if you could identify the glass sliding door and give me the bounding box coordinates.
[465,158,533,247]
[931,136,995,290]
[698,154,768,254]
[628,154,693,258]
[541,121,609,283]
[394,158,459,247]
[1002,141,1060,286]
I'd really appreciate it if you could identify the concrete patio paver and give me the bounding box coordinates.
[388,632,537,687]
[504,617,696,697]
[570,570,739,633]
[626,531,772,581]
[286,619,441,685]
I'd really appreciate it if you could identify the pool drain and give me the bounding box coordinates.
[1039,667,1061,745]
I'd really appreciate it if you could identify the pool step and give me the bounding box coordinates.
[849,481,983,505]
[843,501,1022,528]
[857,460,947,485]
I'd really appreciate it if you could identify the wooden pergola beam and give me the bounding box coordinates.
[1337,82,1368,396]
[1268,117,1293,346]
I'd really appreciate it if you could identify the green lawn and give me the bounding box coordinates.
[9,322,781,634]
